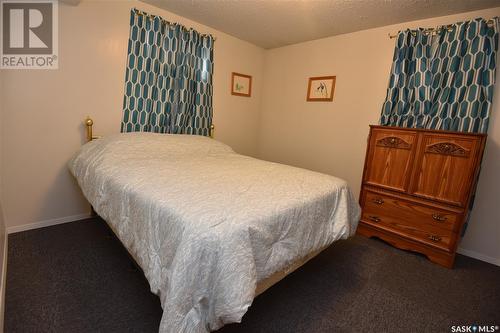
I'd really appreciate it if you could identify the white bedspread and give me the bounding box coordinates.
[68,133,360,333]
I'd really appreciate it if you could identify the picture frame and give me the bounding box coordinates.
[231,72,252,97]
[307,76,336,101]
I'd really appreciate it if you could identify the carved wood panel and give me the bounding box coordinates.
[376,136,411,149]
[425,142,470,157]
[411,135,480,206]
[364,129,417,192]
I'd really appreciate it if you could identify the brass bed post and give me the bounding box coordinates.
[85,117,94,142]
[85,117,100,141]
[84,117,99,216]
[210,124,215,138]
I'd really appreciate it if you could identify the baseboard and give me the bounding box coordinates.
[457,247,500,266]
[6,213,92,234]
[0,235,8,332]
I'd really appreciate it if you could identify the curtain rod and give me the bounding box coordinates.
[133,8,217,41]
[388,18,496,39]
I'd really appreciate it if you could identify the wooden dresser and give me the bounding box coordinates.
[357,125,486,268]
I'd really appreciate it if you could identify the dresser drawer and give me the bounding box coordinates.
[362,190,461,233]
[360,190,462,251]
[360,210,455,251]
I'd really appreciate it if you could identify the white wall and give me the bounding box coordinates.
[1,0,265,229]
[258,7,500,265]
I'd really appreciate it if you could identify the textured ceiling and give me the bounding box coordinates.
[142,0,500,49]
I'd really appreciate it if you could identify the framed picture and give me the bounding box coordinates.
[231,72,252,97]
[307,76,336,101]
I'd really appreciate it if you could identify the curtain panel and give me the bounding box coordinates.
[380,18,498,133]
[121,9,214,136]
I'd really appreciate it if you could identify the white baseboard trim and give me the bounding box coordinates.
[458,247,500,266]
[0,235,8,332]
[6,213,92,234]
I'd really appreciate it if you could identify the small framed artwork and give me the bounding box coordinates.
[231,72,252,97]
[307,76,336,101]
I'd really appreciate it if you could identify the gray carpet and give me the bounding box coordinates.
[5,218,500,333]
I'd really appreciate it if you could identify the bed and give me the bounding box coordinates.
[69,122,360,333]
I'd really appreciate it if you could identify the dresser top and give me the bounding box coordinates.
[370,125,487,138]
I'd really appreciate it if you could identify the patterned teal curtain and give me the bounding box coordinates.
[380,18,498,133]
[121,9,214,136]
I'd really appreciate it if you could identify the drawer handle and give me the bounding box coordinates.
[428,235,442,242]
[372,198,384,205]
[432,214,447,222]
[368,215,381,223]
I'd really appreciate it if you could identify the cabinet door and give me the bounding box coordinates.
[409,134,482,207]
[363,128,418,192]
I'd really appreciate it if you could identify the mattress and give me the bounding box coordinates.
[68,133,360,333]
